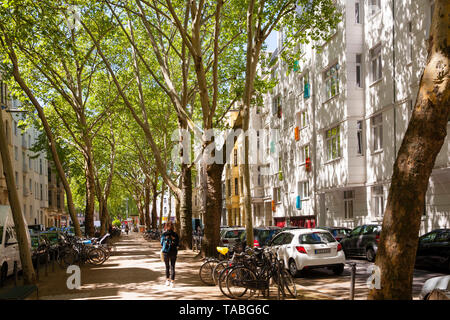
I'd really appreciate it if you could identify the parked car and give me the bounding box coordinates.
[239,226,281,248]
[219,227,246,249]
[1,205,29,284]
[415,229,450,272]
[340,224,381,262]
[268,228,345,276]
[317,226,352,242]
[419,275,450,300]
[281,226,305,231]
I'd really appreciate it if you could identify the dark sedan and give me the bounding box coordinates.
[340,224,381,262]
[317,226,352,242]
[415,229,450,273]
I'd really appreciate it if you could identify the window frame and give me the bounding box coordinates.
[370,44,382,83]
[372,185,384,217]
[325,125,341,161]
[371,113,383,152]
[324,63,340,100]
[344,190,354,219]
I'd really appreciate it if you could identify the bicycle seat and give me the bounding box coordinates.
[216,247,229,256]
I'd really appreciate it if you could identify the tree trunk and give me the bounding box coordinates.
[151,180,158,229]
[201,160,224,257]
[368,0,450,300]
[175,193,181,233]
[144,183,151,230]
[179,163,193,249]
[0,109,36,284]
[159,182,165,231]
[84,154,96,237]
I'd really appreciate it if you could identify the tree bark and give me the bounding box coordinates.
[368,0,450,300]
[0,109,36,284]
[84,151,97,237]
[151,178,158,229]
[179,163,193,249]
[144,180,151,230]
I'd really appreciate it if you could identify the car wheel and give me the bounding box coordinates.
[288,259,298,277]
[366,247,376,262]
[332,264,344,275]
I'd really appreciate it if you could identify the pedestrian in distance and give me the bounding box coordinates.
[160,221,179,288]
[125,224,129,235]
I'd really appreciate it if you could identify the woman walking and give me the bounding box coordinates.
[160,221,179,288]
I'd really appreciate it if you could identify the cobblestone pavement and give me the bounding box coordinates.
[2,232,446,300]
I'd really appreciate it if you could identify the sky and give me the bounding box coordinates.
[264,31,278,53]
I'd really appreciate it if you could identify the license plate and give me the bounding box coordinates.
[315,248,331,254]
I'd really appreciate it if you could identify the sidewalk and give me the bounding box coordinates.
[34,232,331,300]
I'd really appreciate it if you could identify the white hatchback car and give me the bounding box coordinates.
[268,228,346,276]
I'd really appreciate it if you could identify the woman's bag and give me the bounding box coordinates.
[160,249,165,262]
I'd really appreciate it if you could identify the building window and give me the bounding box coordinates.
[355,0,361,23]
[369,0,381,16]
[39,159,43,175]
[300,110,308,128]
[234,178,238,196]
[407,21,413,63]
[274,95,282,118]
[14,146,18,160]
[325,125,341,161]
[49,190,53,206]
[370,44,382,82]
[274,187,281,203]
[372,185,384,217]
[344,190,354,219]
[234,149,238,166]
[324,63,339,100]
[301,181,310,199]
[301,144,310,163]
[13,120,17,136]
[357,120,364,155]
[40,183,43,200]
[371,114,383,152]
[15,171,18,186]
[227,179,231,197]
[356,54,362,88]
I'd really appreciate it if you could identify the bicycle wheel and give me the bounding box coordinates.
[58,247,77,268]
[199,260,218,286]
[212,261,228,285]
[226,266,257,300]
[87,247,107,265]
[218,266,236,298]
[281,269,297,299]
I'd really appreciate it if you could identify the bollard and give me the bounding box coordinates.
[349,262,356,300]
[13,261,17,287]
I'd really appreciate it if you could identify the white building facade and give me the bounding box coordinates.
[254,0,449,234]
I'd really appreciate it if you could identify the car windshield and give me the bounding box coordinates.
[224,230,245,238]
[299,232,336,244]
[254,230,271,243]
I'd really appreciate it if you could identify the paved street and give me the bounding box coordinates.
[2,233,447,300]
[293,257,448,300]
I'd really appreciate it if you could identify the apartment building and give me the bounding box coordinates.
[255,0,449,234]
[0,90,69,228]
